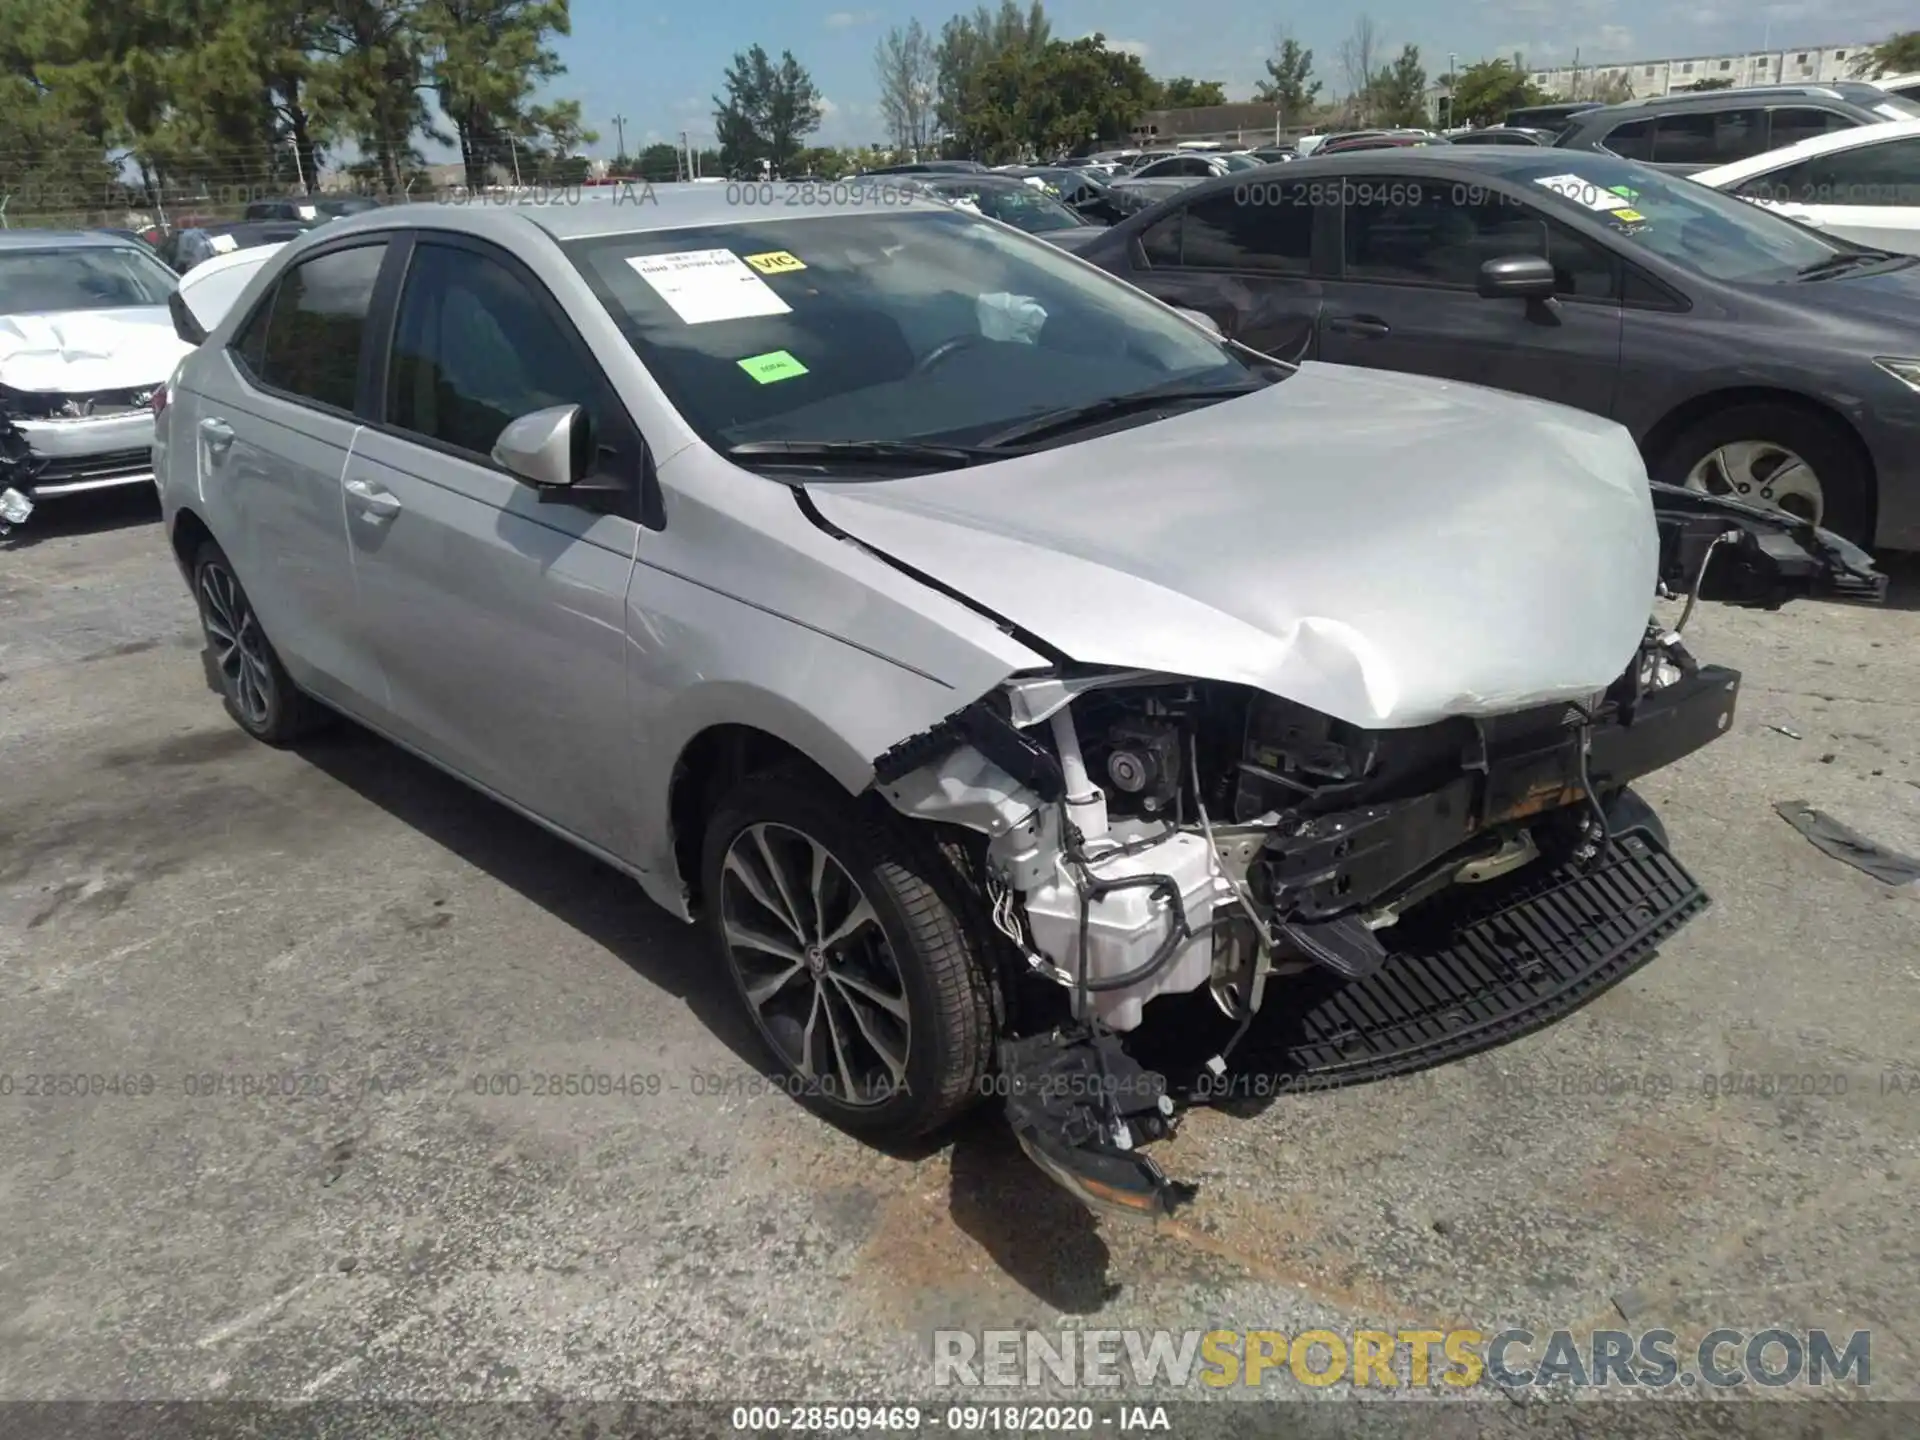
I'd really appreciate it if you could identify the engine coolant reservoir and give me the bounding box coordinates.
[1022,830,1226,1032]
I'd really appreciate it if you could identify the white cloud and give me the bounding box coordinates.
[818,97,840,117]
[1107,37,1151,58]
[825,9,880,26]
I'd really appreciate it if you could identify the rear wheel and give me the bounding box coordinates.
[1652,403,1870,545]
[190,541,327,744]
[700,763,994,1142]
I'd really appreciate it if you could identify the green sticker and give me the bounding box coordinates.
[738,349,808,384]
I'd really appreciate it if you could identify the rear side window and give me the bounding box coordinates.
[1765,107,1856,149]
[238,244,386,411]
[1165,189,1314,274]
[1654,109,1766,165]
[1600,118,1653,160]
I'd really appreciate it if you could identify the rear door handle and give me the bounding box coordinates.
[199,418,235,452]
[1327,315,1390,338]
[343,476,402,522]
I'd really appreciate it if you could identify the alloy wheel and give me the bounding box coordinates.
[1684,441,1823,528]
[718,822,912,1106]
[197,561,274,728]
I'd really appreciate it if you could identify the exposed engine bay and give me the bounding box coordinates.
[869,484,1886,1220]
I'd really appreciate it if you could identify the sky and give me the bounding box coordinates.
[551,0,1918,154]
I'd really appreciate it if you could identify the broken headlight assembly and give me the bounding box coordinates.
[872,488,1883,1220]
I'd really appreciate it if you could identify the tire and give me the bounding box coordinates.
[1650,402,1871,546]
[700,761,995,1143]
[190,541,328,744]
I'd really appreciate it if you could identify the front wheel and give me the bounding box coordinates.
[1651,403,1871,545]
[699,763,995,1142]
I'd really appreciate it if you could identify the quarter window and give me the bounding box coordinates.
[1602,118,1653,160]
[238,243,387,411]
[1168,189,1314,274]
[1766,107,1855,149]
[385,241,606,463]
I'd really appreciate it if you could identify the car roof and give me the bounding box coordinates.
[297,183,955,249]
[0,230,152,252]
[1691,115,1920,182]
[1571,82,1884,124]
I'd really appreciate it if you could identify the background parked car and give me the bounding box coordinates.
[244,195,383,222]
[1554,84,1920,175]
[1073,147,1920,547]
[1109,150,1264,214]
[1693,118,1920,255]
[156,221,315,273]
[0,231,191,524]
[1504,102,1602,134]
[858,160,990,175]
[1317,133,1452,154]
[1447,127,1554,147]
[886,173,1110,249]
[998,166,1126,224]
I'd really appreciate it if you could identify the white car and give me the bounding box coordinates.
[1692,118,1920,255]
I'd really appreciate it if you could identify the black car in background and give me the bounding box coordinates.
[1073,148,1920,548]
[153,220,314,272]
[858,160,991,175]
[1504,102,1602,133]
[1448,127,1554,147]
[998,166,1127,224]
[888,173,1111,249]
[243,195,382,221]
[1553,84,1920,174]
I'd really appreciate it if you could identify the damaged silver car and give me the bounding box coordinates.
[0,231,190,533]
[152,190,1884,1216]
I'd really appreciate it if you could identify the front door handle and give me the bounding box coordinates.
[1327,314,1390,339]
[199,418,235,453]
[343,476,402,523]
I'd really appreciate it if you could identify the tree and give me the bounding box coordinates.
[1157,77,1227,108]
[1254,30,1321,126]
[934,0,1050,150]
[954,33,1156,162]
[1368,43,1426,127]
[1852,30,1920,77]
[874,18,936,152]
[1338,16,1383,125]
[633,141,680,180]
[713,44,823,175]
[418,0,574,192]
[1448,57,1546,127]
[1589,71,1632,104]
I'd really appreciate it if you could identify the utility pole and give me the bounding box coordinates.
[1447,51,1457,127]
[612,113,628,161]
[679,130,690,181]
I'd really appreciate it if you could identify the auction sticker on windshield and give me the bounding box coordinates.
[737,349,808,383]
[743,250,806,274]
[625,249,792,324]
[1533,174,1632,212]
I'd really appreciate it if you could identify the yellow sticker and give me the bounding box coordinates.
[744,250,806,275]
[1614,209,1645,223]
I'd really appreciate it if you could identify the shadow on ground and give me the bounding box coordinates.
[2,485,161,548]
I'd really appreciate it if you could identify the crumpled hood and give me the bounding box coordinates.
[0,307,192,393]
[807,363,1659,729]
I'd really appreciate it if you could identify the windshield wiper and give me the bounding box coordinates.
[1795,248,1907,279]
[976,376,1273,449]
[723,438,1005,471]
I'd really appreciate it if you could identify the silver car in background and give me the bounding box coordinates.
[152,187,1878,1216]
[0,231,190,529]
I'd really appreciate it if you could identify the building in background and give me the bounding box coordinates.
[1130,103,1287,147]
[1529,44,1874,100]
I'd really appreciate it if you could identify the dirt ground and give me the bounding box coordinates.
[3,490,1917,1436]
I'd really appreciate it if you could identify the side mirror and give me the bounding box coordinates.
[491,403,591,488]
[1172,307,1223,337]
[1477,254,1557,299]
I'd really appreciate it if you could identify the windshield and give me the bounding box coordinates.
[566,208,1257,453]
[926,182,1085,233]
[1498,152,1854,283]
[0,246,178,313]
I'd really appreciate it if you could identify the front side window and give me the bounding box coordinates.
[1654,109,1765,165]
[0,245,178,314]
[386,242,606,462]
[1340,182,1618,298]
[566,209,1255,452]
[1737,137,1920,208]
[244,243,386,410]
